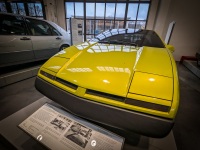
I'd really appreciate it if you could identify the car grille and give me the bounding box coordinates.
[56,78,78,90]
[40,70,55,80]
[125,98,170,112]
[40,70,170,112]
[86,89,125,102]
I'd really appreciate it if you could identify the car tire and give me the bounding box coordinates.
[59,44,69,51]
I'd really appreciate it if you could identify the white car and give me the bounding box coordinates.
[0,12,71,67]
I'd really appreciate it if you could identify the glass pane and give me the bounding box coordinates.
[127,4,138,20]
[17,3,26,16]
[126,21,136,29]
[96,3,105,18]
[106,3,115,19]
[86,20,94,34]
[10,3,18,14]
[86,3,94,18]
[136,21,146,30]
[114,21,124,29]
[0,15,26,35]
[28,3,36,16]
[95,20,104,35]
[75,2,83,18]
[26,18,51,36]
[35,3,43,16]
[115,3,126,19]
[66,2,74,18]
[105,20,114,30]
[0,2,7,12]
[51,26,61,36]
[137,4,149,20]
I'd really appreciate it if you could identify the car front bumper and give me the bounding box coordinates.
[35,77,174,138]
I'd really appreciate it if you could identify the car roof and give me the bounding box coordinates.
[0,12,55,24]
[0,12,58,28]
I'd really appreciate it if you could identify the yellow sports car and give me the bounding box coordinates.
[35,29,179,138]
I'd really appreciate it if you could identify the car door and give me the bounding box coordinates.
[0,14,33,67]
[25,18,62,59]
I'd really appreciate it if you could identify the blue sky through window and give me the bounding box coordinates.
[138,4,149,20]
[86,3,95,18]
[106,3,115,18]
[115,3,126,19]
[127,4,138,20]
[75,2,83,17]
[96,3,105,17]
[66,2,74,18]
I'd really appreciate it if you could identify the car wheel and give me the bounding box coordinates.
[59,44,69,51]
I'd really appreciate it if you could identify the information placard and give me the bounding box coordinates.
[70,18,84,45]
[19,103,124,150]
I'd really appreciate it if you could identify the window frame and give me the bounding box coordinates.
[25,18,61,36]
[0,14,28,36]
[65,0,151,41]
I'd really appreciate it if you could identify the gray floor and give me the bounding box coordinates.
[0,63,200,149]
[173,63,200,150]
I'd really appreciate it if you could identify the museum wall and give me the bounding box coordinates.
[153,0,200,61]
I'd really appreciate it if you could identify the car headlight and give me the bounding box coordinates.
[125,72,173,112]
[129,72,173,100]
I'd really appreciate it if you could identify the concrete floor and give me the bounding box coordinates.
[0,63,200,149]
[173,63,200,150]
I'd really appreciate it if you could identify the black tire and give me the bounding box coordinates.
[59,44,69,51]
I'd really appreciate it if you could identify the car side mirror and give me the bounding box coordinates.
[166,44,175,53]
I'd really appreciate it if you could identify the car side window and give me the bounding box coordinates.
[50,25,61,36]
[0,14,26,35]
[26,18,52,36]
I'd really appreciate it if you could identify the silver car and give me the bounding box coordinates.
[0,13,71,67]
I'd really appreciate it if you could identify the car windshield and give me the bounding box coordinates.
[90,29,165,48]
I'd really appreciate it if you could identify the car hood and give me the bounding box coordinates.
[54,43,173,97]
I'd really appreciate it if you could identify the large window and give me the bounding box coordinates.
[65,0,150,40]
[0,1,45,19]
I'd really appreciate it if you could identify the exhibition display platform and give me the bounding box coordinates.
[0,97,177,150]
[0,60,45,87]
[183,60,200,78]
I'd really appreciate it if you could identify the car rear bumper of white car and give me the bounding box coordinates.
[35,77,174,138]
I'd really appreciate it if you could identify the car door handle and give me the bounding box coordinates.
[20,37,31,40]
[56,37,61,40]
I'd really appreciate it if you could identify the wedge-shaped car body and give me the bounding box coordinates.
[35,29,179,138]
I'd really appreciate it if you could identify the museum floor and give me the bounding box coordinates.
[0,63,200,150]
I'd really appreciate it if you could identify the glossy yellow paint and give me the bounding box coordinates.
[135,47,173,77]
[166,49,180,118]
[42,57,69,73]
[166,45,175,53]
[56,44,137,97]
[129,72,173,101]
[38,41,179,119]
[127,93,171,106]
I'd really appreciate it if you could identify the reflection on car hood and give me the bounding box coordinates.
[55,43,172,97]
